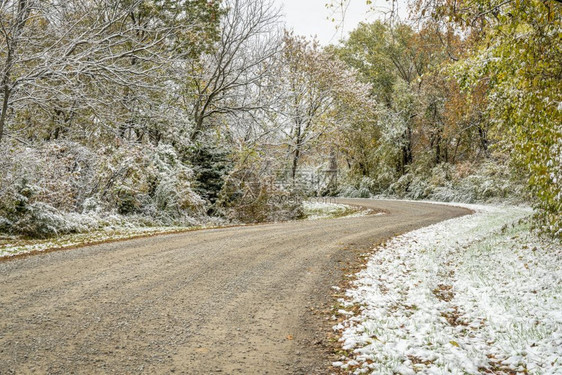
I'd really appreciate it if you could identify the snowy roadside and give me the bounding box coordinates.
[333,203,562,374]
[303,200,381,220]
[1,201,369,259]
[0,225,217,259]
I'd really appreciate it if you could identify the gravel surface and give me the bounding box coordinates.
[0,199,470,374]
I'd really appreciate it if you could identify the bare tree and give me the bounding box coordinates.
[186,0,282,143]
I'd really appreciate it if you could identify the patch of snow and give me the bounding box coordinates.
[0,223,225,258]
[344,210,385,219]
[303,200,385,220]
[303,201,357,220]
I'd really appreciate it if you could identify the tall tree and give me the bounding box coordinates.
[335,21,433,174]
[415,0,562,236]
[278,33,374,180]
[186,0,282,143]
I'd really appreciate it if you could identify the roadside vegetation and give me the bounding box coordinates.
[0,225,205,258]
[0,200,363,258]
[0,0,559,245]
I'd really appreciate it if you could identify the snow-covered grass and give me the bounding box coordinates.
[0,200,365,258]
[303,200,361,220]
[0,223,228,259]
[333,203,562,374]
[302,200,375,220]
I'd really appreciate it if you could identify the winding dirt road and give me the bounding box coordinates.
[0,199,470,374]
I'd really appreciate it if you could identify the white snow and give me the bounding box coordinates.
[333,203,562,374]
[0,201,371,258]
[303,201,359,220]
[303,200,383,220]
[0,223,226,258]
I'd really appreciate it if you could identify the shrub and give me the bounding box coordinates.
[339,177,376,198]
[217,168,303,223]
[371,159,525,204]
[95,143,205,223]
[0,141,205,237]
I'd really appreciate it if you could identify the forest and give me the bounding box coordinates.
[0,0,560,239]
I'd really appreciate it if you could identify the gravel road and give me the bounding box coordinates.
[0,199,470,374]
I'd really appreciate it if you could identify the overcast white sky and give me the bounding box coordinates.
[277,0,408,45]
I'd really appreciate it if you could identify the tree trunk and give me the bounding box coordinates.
[191,115,205,143]
[401,126,413,174]
[0,0,32,144]
[327,148,338,191]
[291,124,303,181]
[0,87,9,144]
[478,123,489,157]
[291,147,300,181]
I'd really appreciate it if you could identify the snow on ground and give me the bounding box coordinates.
[303,200,381,220]
[0,200,369,258]
[0,224,224,259]
[333,203,562,374]
[303,200,361,220]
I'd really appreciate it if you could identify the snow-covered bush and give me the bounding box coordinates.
[37,141,99,211]
[0,141,205,237]
[187,142,232,206]
[340,176,375,198]
[0,141,97,211]
[95,143,205,223]
[379,160,525,203]
[0,174,43,236]
[0,143,91,237]
[0,149,98,238]
[387,173,414,197]
[10,202,94,238]
[151,145,206,219]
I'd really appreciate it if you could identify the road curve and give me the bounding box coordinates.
[0,199,470,374]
